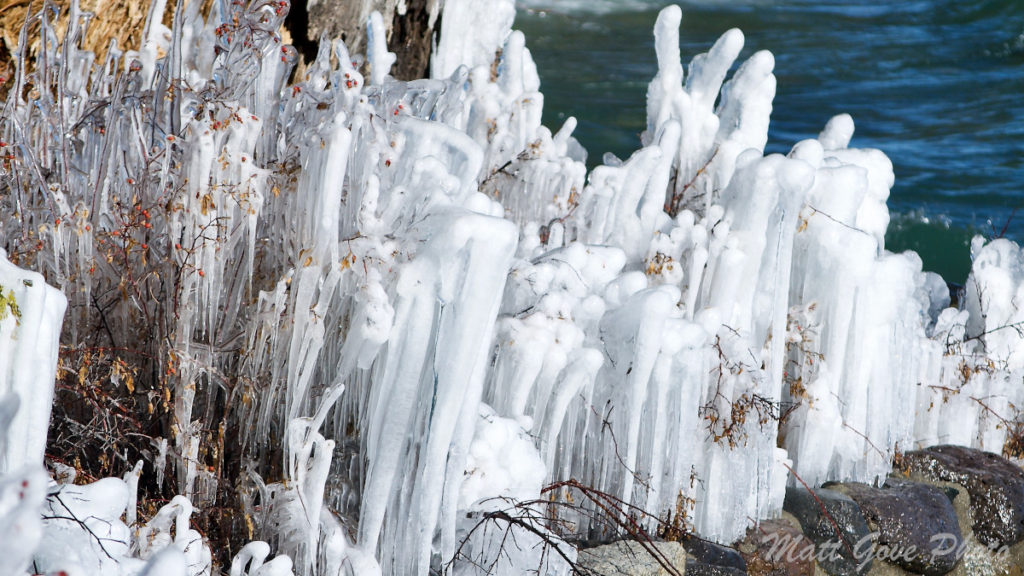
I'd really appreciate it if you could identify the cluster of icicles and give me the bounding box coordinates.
[2,0,1024,574]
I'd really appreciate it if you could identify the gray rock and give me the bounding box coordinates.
[680,536,746,572]
[783,487,873,575]
[904,478,1024,576]
[902,445,1024,548]
[684,558,745,575]
[301,0,396,56]
[289,0,435,80]
[831,479,962,575]
[385,0,434,80]
[576,539,687,576]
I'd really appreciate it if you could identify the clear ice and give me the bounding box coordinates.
[0,0,1023,574]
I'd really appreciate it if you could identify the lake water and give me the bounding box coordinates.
[515,0,1024,282]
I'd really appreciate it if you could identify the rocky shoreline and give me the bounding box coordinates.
[579,446,1024,576]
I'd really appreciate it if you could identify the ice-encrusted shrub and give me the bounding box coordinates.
[3,0,1024,574]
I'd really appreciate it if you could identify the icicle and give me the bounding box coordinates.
[4,0,1024,572]
[367,12,396,85]
[0,250,67,474]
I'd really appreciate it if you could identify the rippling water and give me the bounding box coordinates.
[515,0,1024,282]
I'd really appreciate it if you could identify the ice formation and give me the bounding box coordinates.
[0,250,66,475]
[1,0,1024,574]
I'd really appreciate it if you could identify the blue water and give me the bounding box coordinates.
[515,0,1024,282]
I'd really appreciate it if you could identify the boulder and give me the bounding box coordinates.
[290,0,436,80]
[901,445,1024,548]
[735,515,815,576]
[830,479,962,575]
[684,560,746,576]
[681,536,746,575]
[576,539,687,576]
[783,487,873,575]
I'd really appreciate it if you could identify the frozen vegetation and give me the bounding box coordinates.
[1,0,1023,574]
